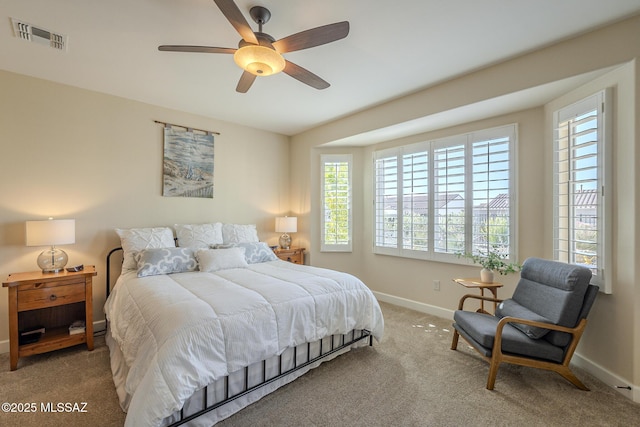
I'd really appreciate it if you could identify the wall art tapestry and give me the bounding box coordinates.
[163,127,214,198]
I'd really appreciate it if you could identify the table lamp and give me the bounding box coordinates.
[275,216,297,249]
[25,218,75,273]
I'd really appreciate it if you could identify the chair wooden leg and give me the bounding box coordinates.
[486,357,501,390]
[557,366,590,391]
[451,329,460,350]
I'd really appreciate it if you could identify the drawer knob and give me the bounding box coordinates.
[49,294,57,301]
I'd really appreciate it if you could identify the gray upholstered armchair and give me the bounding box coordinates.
[451,257,598,390]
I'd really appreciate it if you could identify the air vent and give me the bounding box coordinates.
[11,18,68,51]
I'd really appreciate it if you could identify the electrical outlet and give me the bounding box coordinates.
[433,280,440,291]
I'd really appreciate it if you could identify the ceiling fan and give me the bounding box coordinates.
[159,0,349,93]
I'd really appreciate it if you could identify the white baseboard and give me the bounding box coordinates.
[572,353,640,403]
[0,319,107,355]
[94,319,106,333]
[373,291,455,320]
[373,291,640,404]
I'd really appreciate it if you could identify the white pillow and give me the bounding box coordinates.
[221,223,259,244]
[215,242,278,264]
[196,247,248,272]
[115,227,176,271]
[175,223,223,249]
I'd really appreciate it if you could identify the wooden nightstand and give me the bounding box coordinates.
[3,266,97,370]
[274,247,305,264]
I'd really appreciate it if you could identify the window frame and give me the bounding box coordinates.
[373,124,517,264]
[552,89,612,293]
[320,154,353,252]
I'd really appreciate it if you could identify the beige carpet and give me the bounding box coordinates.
[1,302,638,426]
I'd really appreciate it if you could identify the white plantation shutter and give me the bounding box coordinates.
[553,90,612,292]
[402,151,429,251]
[470,129,514,258]
[433,141,465,254]
[374,153,400,252]
[321,154,352,251]
[373,125,516,263]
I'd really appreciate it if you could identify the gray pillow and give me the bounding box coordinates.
[135,247,198,278]
[495,299,553,339]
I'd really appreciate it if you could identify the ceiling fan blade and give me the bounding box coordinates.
[214,0,258,45]
[273,21,349,53]
[158,45,236,54]
[283,61,330,90]
[236,71,257,93]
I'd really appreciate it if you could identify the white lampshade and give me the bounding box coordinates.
[26,219,75,246]
[25,218,75,273]
[275,217,297,233]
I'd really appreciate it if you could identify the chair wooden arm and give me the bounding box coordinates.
[458,293,504,310]
[495,316,583,336]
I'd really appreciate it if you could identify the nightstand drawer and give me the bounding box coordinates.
[18,283,86,311]
[274,247,305,264]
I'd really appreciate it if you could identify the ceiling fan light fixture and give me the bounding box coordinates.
[233,45,285,76]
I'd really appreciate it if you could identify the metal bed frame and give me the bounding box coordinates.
[106,247,373,426]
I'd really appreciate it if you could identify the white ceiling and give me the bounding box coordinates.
[2,0,640,137]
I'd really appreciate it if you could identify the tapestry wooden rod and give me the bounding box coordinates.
[153,120,220,135]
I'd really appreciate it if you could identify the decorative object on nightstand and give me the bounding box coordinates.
[25,218,75,273]
[274,247,305,264]
[68,320,86,335]
[3,266,96,371]
[275,216,297,249]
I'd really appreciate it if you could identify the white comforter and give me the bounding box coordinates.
[104,260,384,427]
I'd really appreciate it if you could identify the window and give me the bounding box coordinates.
[374,125,516,263]
[553,90,611,292]
[321,154,352,251]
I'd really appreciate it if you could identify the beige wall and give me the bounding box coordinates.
[0,70,290,349]
[291,15,640,399]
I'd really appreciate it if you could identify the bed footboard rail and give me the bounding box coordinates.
[172,329,373,426]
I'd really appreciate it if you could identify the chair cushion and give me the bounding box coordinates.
[513,258,591,347]
[453,310,565,363]
[495,299,552,339]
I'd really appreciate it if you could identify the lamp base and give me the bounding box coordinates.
[37,247,69,273]
[279,233,291,250]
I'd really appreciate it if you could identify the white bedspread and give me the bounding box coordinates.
[104,260,384,427]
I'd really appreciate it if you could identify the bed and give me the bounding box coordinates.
[104,224,385,427]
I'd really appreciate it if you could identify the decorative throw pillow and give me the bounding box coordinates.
[196,247,248,272]
[135,247,198,278]
[115,227,176,271]
[221,223,259,244]
[214,242,277,264]
[175,223,223,249]
[495,299,552,339]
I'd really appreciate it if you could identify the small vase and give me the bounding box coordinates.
[480,268,494,283]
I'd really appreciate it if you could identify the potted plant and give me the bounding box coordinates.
[457,249,521,283]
